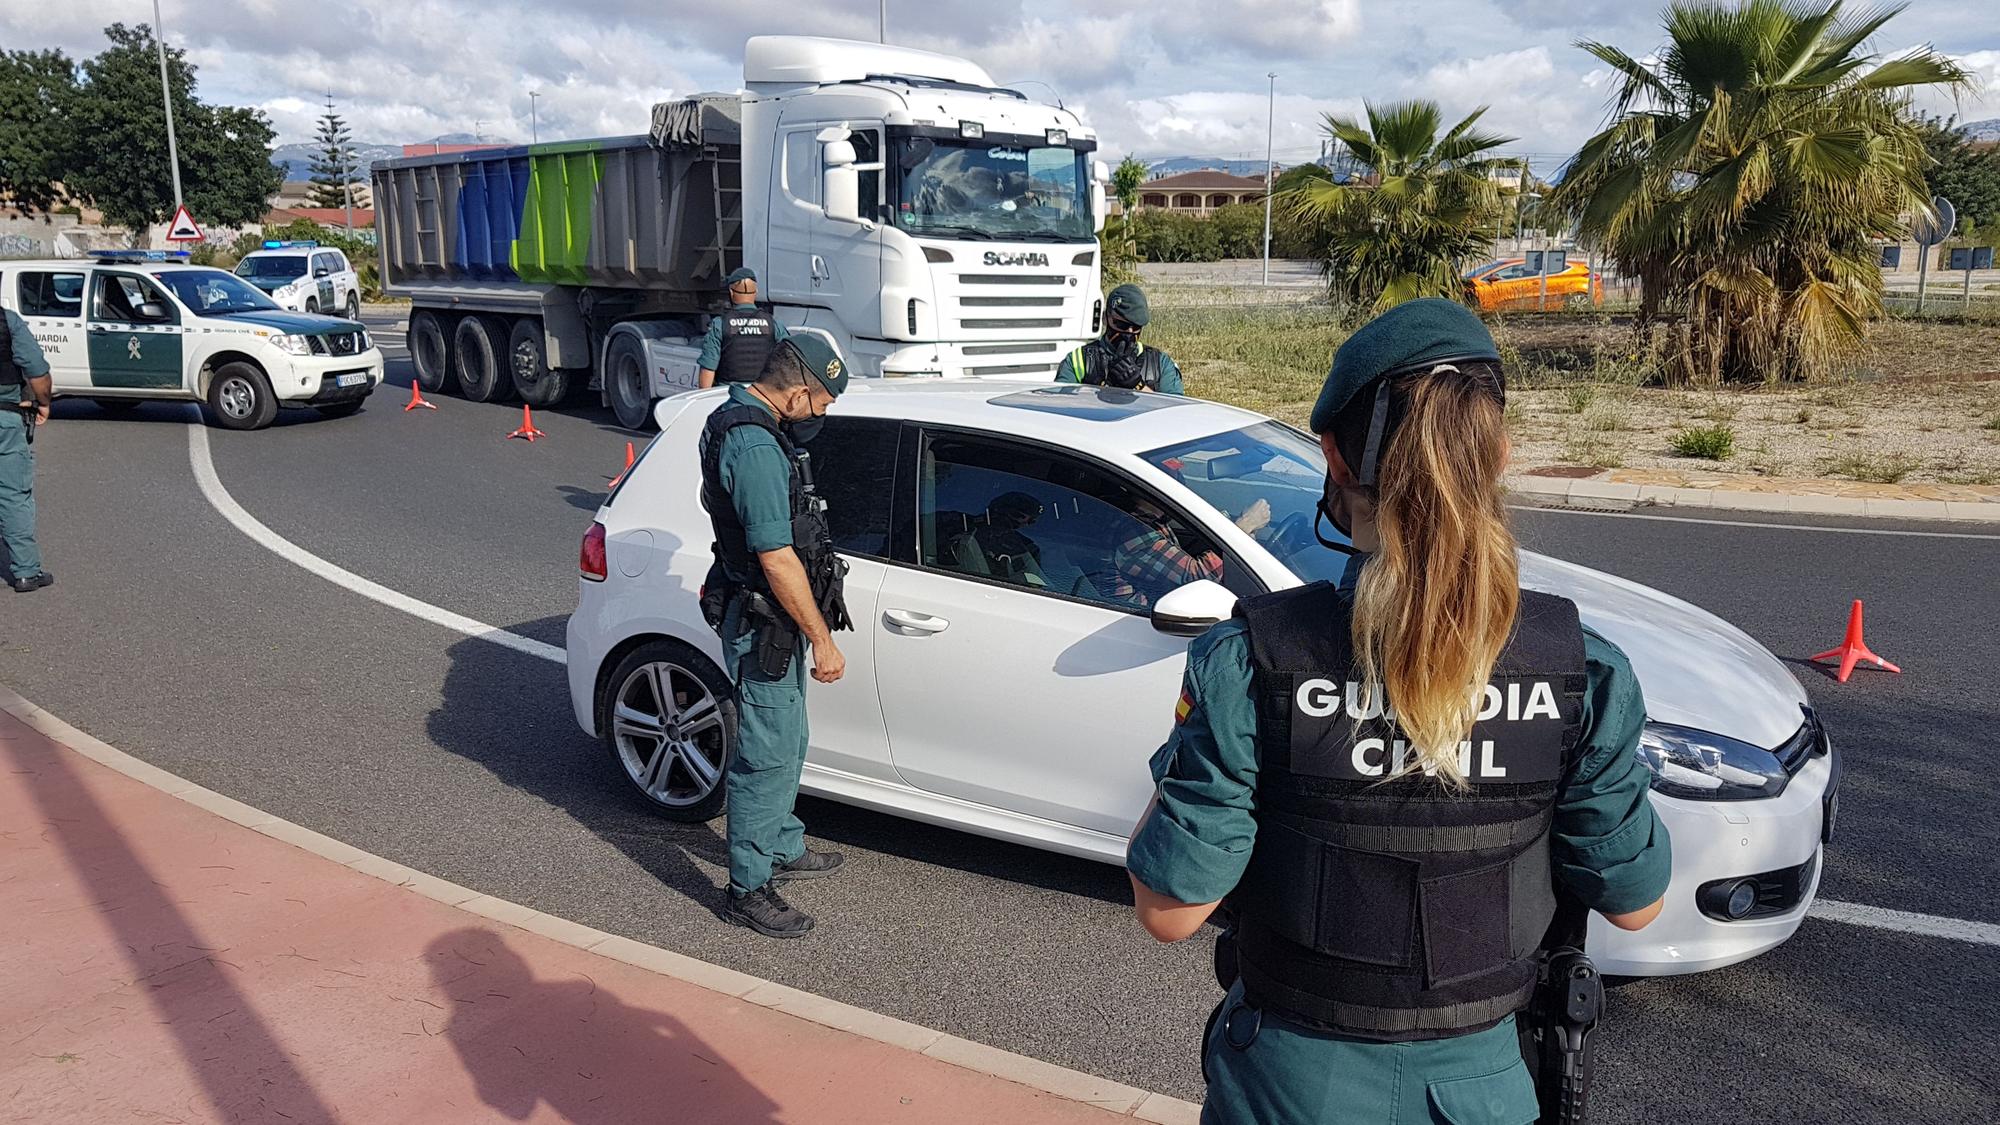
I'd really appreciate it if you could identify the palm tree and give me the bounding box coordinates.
[1280,101,1515,312]
[1551,0,1967,383]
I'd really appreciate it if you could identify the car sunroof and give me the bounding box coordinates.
[987,385,1193,420]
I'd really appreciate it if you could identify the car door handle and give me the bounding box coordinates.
[883,609,949,634]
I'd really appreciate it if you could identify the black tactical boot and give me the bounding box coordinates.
[10,571,52,593]
[723,885,814,939]
[773,848,845,882]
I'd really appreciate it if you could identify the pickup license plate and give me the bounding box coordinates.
[335,373,367,388]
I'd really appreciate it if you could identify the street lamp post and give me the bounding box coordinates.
[151,0,185,224]
[1262,72,1275,286]
[529,91,540,144]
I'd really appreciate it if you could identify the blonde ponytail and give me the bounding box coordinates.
[1349,365,1518,789]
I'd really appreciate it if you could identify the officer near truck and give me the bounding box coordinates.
[697,267,791,390]
[1123,299,1671,1124]
[1057,283,1185,393]
[698,333,853,938]
[1,306,55,593]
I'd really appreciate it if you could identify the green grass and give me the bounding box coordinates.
[1821,452,1921,483]
[1669,425,1736,460]
[1563,433,1625,469]
[1149,305,1348,425]
[1564,385,1598,414]
[1984,413,2000,431]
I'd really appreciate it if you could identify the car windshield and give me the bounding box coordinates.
[1142,421,1353,586]
[892,136,1092,242]
[157,270,282,315]
[235,255,307,280]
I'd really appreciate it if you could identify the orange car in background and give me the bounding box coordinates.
[1463,257,1602,311]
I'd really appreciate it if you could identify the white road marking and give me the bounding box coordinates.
[185,412,566,665]
[1810,900,2000,947]
[1511,504,2000,540]
[183,410,2000,952]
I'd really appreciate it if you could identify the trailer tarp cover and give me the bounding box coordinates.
[652,95,743,148]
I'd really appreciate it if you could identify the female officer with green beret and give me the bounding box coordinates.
[1126,298,1671,1124]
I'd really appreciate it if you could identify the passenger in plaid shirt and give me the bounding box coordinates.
[1109,496,1270,607]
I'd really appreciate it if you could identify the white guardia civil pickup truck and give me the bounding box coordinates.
[0,250,384,429]
[566,382,1838,977]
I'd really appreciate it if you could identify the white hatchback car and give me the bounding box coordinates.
[566,382,1837,976]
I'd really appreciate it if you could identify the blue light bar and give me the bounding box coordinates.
[261,240,318,249]
[92,250,192,262]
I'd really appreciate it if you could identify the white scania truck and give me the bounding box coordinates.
[372,36,1108,428]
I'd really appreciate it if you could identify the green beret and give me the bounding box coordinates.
[779,335,849,396]
[1105,283,1150,327]
[1309,298,1499,433]
[725,266,757,286]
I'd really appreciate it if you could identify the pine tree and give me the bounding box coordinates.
[306,95,366,211]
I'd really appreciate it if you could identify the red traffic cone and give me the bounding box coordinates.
[1809,600,1901,683]
[606,441,636,489]
[403,380,437,411]
[507,404,545,442]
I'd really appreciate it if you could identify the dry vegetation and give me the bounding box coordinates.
[1151,301,2000,486]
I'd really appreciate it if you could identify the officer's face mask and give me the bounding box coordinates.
[784,387,829,443]
[1314,477,1363,556]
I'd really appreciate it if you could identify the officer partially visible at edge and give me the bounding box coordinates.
[1125,299,1671,1124]
[0,306,54,593]
[1056,283,1184,393]
[697,266,790,389]
[698,335,851,939]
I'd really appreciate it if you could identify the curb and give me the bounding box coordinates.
[0,685,1202,1125]
[1507,474,2000,525]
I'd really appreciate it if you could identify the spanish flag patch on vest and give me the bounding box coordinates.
[1174,688,1194,724]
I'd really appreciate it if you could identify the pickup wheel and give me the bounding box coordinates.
[508,317,571,406]
[409,310,452,392]
[606,333,655,431]
[453,314,514,403]
[207,362,279,431]
[601,639,735,822]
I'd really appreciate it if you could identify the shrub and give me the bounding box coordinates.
[1822,452,1920,483]
[1669,425,1735,460]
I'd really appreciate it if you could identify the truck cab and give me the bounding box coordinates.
[740,36,1106,379]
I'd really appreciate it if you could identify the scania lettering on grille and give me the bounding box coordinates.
[982,251,1051,267]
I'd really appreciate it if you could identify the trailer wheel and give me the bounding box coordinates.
[508,317,571,406]
[606,333,656,431]
[409,310,452,392]
[453,315,514,403]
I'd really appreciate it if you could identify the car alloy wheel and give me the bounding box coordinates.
[612,660,726,809]
[217,374,257,420]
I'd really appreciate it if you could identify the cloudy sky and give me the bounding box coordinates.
[6,0,1997,179]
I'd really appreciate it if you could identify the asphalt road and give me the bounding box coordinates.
[5,311,1997,1121]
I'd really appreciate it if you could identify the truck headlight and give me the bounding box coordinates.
[269,334,313,356]
[1636,722,1789,801]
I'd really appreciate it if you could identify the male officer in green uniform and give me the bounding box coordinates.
[699,334,852,938]
[0,307,54,593]
[697,267,790,389]
[1056,283,1185,393]
[1124,300,1671,1123]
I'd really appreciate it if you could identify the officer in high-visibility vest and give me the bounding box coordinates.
[0,307,54,593]
[699,334,852,938]
[698,267,791,389]
[1125,299,1671,1124]
[1056,284,1184,393]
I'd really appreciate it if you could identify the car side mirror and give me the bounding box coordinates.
[1151,579,1238,637]
[313,266,331,278]
[136,301,168,321]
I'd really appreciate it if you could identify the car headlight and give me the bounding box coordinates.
[1636,722,1789,801]
[269,333,313,356]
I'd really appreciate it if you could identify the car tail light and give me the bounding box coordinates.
[580,522,608,581]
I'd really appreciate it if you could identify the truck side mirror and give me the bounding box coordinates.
[1093,183,1108,234]
[822,140,861,225]
[1092,159,1110,184]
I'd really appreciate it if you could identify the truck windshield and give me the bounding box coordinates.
[157,270,282,315]
[893,137,1091,242]
[236,256,307,280]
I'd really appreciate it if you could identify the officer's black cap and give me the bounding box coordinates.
[1309,298,1501,434]
[725,266,757,287]
[1105,284,1150,327]
[777,335,848,397]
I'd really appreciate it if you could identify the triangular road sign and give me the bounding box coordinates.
[165,205,204,242]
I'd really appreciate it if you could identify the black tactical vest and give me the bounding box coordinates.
[714,307,777,384]
[697,401,843,609]
[0,315,20,398]
[1072,338,1165,390]
[1231,582,1587,1042]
